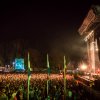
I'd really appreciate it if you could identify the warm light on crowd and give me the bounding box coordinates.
[0,73,74,81]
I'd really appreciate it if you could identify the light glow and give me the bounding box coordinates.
[80,63,87,71]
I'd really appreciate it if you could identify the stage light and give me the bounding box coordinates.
[80,63,87,71]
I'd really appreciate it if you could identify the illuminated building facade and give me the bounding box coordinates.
[78,5,100,73]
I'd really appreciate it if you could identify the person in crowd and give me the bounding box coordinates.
[0,73,95,100]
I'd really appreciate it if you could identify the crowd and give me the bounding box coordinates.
[0,73,99,100]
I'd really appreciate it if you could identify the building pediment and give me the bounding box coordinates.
[78,5,100,36]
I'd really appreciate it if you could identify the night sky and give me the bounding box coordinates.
[0,0,99,61]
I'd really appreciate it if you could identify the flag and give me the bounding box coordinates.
[27,52,31,100]
[47,54,50,76]
[64,56,66,76]
[28,52,31,77]
[64,56,66,99]
[47,54,50,97]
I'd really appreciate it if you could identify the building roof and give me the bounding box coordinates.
[78,5,100,36]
